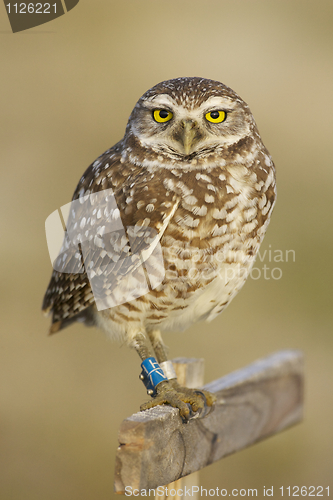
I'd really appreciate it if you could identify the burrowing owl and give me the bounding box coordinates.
[43,77,276,420]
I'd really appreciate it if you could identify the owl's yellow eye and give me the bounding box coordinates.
[153,109,173,123]
[205,110,226,123]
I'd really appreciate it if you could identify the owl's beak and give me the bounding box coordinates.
[174,119,202,155]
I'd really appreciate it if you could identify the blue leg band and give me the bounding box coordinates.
[140,357,168,396]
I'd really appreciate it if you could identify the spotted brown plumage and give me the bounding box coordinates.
[43,77,276,420]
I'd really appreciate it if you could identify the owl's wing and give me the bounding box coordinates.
[42,144,179,333]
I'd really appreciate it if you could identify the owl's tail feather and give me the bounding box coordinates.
[49,321,62,335]
[47,306,96,335]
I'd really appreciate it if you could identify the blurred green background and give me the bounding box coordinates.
[1,1,332,498]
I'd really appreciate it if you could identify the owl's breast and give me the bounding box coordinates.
[160,165,268,274]
[140,161,275,330]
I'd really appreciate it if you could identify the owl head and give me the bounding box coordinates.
[126,77,256,158]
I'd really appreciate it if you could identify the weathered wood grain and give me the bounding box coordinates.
[114,350,304,494]
[156,358,204,500]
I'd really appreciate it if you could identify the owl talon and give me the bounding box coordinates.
[140,380,216,422]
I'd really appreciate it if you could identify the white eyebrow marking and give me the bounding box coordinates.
[144,94,176,108]
[198,95,235,111]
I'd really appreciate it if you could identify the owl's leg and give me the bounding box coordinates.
[129,331,154,361]
[139,330,216,422]
[146,329,168,363]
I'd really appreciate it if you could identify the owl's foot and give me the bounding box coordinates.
[140,379,216,422]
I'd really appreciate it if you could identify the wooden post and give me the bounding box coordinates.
[114,350,304,495]
[156,358,204,500]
